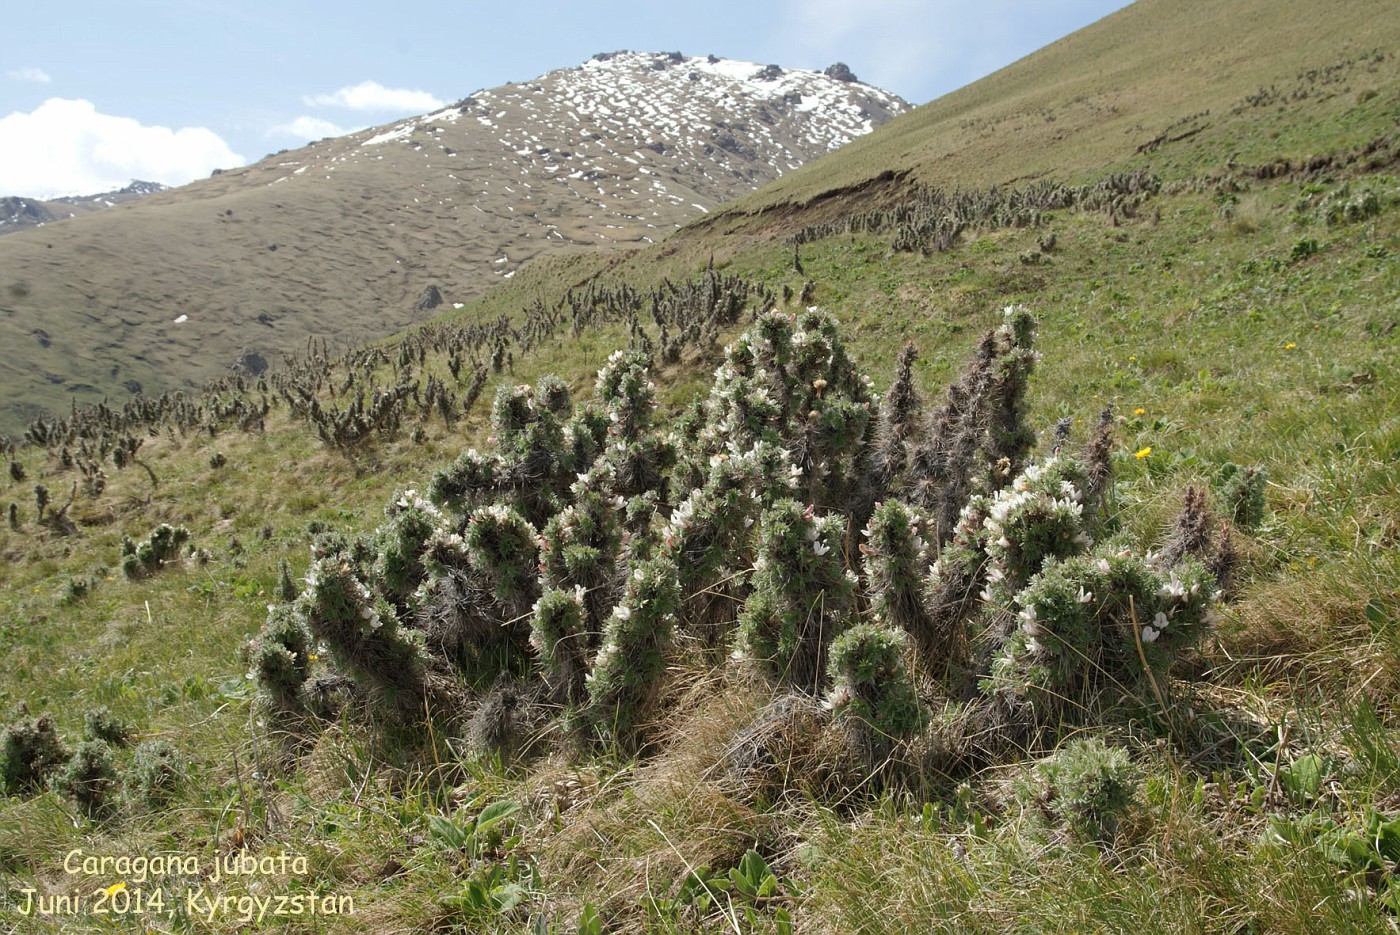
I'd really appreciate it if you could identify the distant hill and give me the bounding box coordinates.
[0,181,169,236]
[0,53,906,433]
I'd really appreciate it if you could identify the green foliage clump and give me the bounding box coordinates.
[980,456,1095,606]
[51,739,118,819]
[1215,462,1268,529]
[1017,736,1139,845]
[125,739,184,808]
[82,706,133,747]
[593,349,674,499]
[736,499,854,693]
[661,442,789,644]
[297,552,426,714]
[463,503,540,617]
[531,586,591,706]
[860,499,933,645]
[826,623,925,748]
[248,603,314,718]
[586,557,680,751]
[119,523,191,579]
[0,714,68,794]
[374,489,448,604]
[989,548,1218,714]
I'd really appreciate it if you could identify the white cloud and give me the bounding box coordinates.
[303,80,444,112]
[0,98,243,199]
[270,115,358,142]
[6,66,52,84]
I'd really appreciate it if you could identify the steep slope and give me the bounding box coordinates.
[0,53,905,433]
[695,0,1399,231]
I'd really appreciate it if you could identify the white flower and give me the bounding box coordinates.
[1141,625,1159,643]
[1026,637,1043,655]
[1097,558,1111,575]
[812,540,830,556]
[1154,611,1170,630]
[614,605,632,620]
[1076,587,1094,604]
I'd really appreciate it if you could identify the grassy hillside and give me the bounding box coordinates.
[0,55,904,437]
[0,1,1397,932]
[697,0,1398,226]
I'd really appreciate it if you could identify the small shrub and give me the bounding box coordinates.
[586,557,681,751]
[297,553,428,715]
[52,739,119,819]
[736,500,854,694]
[0,714,68,794]
[82,706,133,747]
[120,523,192,579]
[1215,462,1268,529]
[825,623,925,761]
[249,603,314,718]
[1017,736,1138,845]
[125,740,184,808]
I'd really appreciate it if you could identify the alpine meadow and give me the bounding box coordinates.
[1,0,1398,932]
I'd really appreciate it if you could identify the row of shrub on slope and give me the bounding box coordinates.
[690,0,1398,231]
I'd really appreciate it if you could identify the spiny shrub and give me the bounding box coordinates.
[980,456,1096,607]
[125,740,183,808]
[988,548,1218,715]
[586,557,681,751]
[52,739,118,819]
[0,714,68,794]
[872,342,922,486]
[82,707,133,747]
[682,308,876,514]
[488,382,576,526]
[297,553,427,715]
[120,523,191,579]
[661,442,794,644]
[538,478,624,634]
[531,586,591,706]
[427,447,499,515]
[1215,462,1268,529]
[593,349,674,499]
[904,306,1040,542]
[463,503,540,619]
[1016,736,1139,845]
[277,558,300,602]
[825,624,925,758]
[248,603,314,720]
[922,499,992,680]
[374,489,449,605]
[860,500,934,654]
[736,500,854,694]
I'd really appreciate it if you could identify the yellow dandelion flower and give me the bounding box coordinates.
[105,881,126,897]
[1135,446,1152,460]
[1284,342,1297,350]
[308,653,319,663]
[1128,355,1137,361]
[1133,407,1146,416]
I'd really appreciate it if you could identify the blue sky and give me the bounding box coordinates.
[1,0,1132,199]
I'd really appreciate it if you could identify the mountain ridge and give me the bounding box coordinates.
[0,52,907,433]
